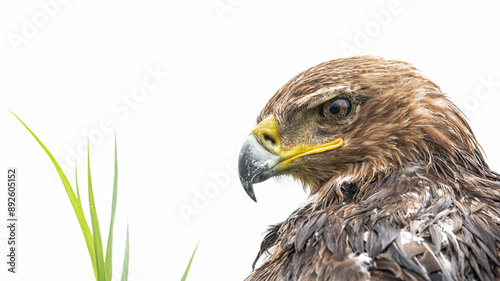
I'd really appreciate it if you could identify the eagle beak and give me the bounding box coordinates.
[238,115,344,202]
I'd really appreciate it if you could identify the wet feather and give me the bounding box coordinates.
[244,56,500,281]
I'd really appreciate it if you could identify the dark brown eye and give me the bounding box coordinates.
[322,98,352,121]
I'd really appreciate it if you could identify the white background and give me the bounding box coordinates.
[1,1,500,280]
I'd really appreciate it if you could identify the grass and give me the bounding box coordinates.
[13,112,198,280]
[181,241,199,281]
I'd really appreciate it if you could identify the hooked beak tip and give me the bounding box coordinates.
[241,180,257,203]
[238,135,280,202]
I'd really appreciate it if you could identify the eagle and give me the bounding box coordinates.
[238,56,500,281]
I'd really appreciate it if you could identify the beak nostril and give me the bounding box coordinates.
[263,133,277,148]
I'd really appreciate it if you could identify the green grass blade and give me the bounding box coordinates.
[121,223,130,281]
[75,159,83,210]
[180,241,200,281]
[12,112,98,278]
[105,134,119,281]
[87,140,107,281]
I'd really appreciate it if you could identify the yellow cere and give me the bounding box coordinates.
[250,115,344,169]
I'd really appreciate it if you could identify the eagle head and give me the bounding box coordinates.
[239,56,486,202]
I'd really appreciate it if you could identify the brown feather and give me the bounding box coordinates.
[244,56,500,281]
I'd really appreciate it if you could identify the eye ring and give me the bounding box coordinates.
[321,98,352,121]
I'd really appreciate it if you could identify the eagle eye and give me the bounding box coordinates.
[321,98,352,121]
